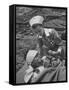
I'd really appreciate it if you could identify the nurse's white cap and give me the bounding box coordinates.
[26,50,38,64]
[29,15,44,27]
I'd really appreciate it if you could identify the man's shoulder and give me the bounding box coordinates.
[44,28,55,32]
[44,28,50,30]
[43,28,53,36]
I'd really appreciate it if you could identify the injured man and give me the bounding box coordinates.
[24,50,65,83]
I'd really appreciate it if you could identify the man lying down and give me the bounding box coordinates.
[24,50,66,83]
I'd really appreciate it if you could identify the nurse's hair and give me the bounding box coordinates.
[32,24,43,29]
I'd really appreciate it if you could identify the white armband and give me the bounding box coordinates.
[39,36,42,38]
[57,47,62,53]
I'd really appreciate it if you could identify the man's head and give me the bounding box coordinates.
[29,15,44,33]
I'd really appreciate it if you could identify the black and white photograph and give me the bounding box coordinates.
[10,5,67,85]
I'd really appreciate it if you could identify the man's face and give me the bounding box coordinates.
[33,25,43,35]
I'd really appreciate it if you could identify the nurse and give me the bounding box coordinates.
[29,15,62,58]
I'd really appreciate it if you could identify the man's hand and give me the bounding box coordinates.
[48,50,58,55]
